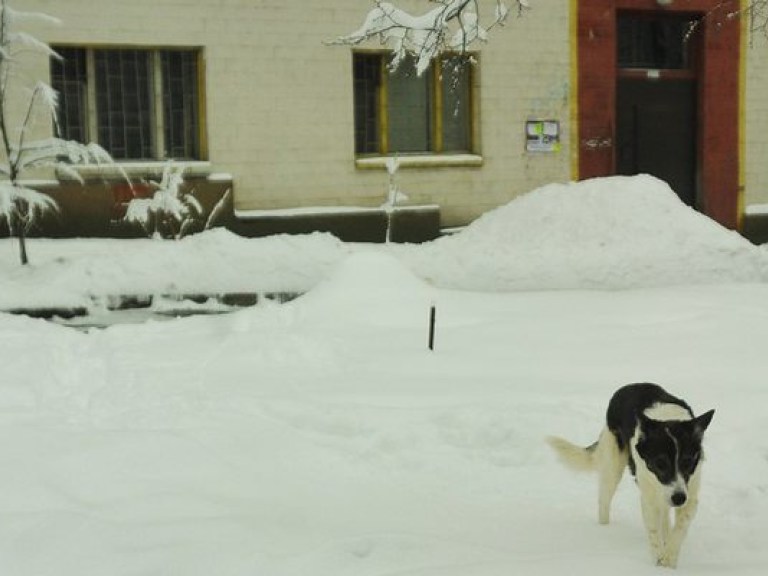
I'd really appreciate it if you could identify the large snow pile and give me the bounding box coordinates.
[402,175,768,290]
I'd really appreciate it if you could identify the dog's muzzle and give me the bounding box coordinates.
[671,492,687,507]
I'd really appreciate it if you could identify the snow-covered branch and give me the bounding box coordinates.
[332,0,530,74]
[14,138,113,176]
[690,1,767,40]
[0,181,57,232]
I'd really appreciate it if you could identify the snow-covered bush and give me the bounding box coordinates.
[0,0,113,264]
[124,162,231,240]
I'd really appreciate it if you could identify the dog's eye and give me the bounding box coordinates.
[652,456,671,473]
[680,453,699,472]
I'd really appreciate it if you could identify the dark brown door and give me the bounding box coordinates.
[616,77,697,206]
[615,12,699,207]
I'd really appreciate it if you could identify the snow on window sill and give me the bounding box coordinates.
[56,161,215,181]
[355,154,483,170]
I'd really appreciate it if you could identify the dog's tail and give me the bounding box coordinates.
[546,435,599,472]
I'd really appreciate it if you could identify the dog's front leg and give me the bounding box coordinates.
[638,480,666,563]
[659,468,703,568]
[658,493,698,568]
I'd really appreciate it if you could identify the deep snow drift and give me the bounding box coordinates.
[1,175,766,310]
[1,175,768,576]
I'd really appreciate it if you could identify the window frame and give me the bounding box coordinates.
[50,45,207,163]
[352,50,479,162]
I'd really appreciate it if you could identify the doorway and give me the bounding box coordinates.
[576,0,741,229]
[615,12,700,207]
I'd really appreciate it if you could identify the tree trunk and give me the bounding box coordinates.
[11,208,30,265]
[18,224,28,265]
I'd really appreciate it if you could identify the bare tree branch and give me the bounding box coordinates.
[745,0,768,38]
[694,1,768,41]
[332,0,530,74]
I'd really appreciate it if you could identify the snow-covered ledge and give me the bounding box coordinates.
[235,204,440,220]
[745,204,768,217]
[56,161,216,181]
[356,154,483,170]
[236,206,381,219]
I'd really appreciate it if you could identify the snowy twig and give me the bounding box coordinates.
[205,187,232,230]
[690,1,768,43]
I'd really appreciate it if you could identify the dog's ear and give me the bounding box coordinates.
[693,409,715,437]
[635,411,659,438]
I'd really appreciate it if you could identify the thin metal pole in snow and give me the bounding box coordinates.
[428,304,436,351]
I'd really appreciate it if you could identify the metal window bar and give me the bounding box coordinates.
[161,50,200,159]
[50,47,88,142]
[353,53,382,154]
[94,49,153,159]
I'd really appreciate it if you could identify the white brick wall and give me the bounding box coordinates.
[18,1,765,227]
[18,0,573,228]
[745,32,768,208]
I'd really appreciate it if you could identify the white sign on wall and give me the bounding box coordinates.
[526,120,560,153]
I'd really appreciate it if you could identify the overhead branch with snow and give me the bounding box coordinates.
[332,0,530,75]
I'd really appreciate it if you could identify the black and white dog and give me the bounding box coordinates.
[547,383,715,568]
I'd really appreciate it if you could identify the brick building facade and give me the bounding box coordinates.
[13,1,768,240]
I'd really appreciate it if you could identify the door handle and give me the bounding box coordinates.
[581,137,612,150]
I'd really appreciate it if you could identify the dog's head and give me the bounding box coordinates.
[635,409,715,507]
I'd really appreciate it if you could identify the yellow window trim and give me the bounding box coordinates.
[433,62,444,153]
[379,56,389,155]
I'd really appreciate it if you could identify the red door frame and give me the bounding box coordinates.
[577,0,741,229]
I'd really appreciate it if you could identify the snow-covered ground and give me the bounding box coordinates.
[1,175,767,575]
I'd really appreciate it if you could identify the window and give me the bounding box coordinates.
[617,14,699,70]
[51,47,203,161]
[353,52,474,156]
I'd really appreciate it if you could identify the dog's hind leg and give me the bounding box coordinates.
[595,428,627,525]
